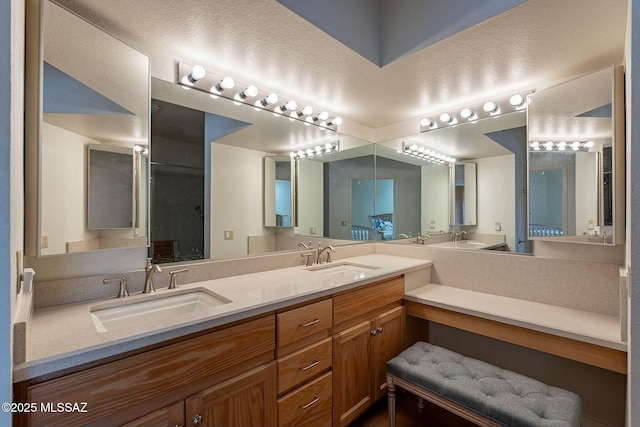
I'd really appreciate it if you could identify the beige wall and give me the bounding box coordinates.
[295,158,324,238]
[475,155,515,250]
[210,143,272,259]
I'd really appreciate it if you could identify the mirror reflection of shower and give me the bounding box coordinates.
[149,99,205,263]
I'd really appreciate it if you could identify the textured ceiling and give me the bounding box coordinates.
[54,0,628,131]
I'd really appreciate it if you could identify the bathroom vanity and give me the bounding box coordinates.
[13,254,426,426]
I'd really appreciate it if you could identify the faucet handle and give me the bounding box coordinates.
[103,276,129,298]
[301,252,313,267]
[326,246,336,263]
[168,269,188,289]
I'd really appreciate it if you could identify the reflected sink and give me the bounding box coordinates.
[90,288,231,333]
[457,240,489,246]
[306,262,379,280]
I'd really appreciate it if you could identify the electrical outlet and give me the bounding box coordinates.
[41,235,49,248]
[341,220,347,227]
[494,222,502,231]
[310,227,316,235]
[223,230,234,240]
[429,220,436,230]
[587,220,595,230]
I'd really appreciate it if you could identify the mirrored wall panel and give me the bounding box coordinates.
[26,0,150,256]
[527,65,624,245]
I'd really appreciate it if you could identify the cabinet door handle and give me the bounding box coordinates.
[299,318,320,327]
[299,360,320,371]
[300,396,320,409]
[192,414,202,426]
[377,326,383,334]
[370,329,377,336]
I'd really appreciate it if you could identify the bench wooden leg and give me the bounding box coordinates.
[387,373,396,427]
[417,396,424,414]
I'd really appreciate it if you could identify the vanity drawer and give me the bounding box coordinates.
[277,337,332,394]
[278,371,333,427]
[333,276,404,326]
[277,299,332,347]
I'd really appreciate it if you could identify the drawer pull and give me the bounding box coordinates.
[299,318,320,328]
[300,396,320,409]
[299,360,320,371]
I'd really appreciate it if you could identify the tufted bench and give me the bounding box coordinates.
[386,342,582,427]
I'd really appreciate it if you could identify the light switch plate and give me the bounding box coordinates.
[224,230,234,240]
[41,235,49,248]
[310,227,316,235]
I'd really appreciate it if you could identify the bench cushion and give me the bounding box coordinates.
[387,342,581,427]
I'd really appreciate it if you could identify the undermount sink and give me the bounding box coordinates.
[306,262,379,280]
[90,288,231,333]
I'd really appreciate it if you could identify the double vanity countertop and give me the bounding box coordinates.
[15,254,430,382]
[15,253,626,382]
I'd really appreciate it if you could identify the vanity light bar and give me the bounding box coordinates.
[177,62,340,130]
[528,140,595,152]
[402,142,456,165]
[290,141,340,160]
[419,91,532,132]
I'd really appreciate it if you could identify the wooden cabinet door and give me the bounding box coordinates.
[332,320,373,427]
[122,401,184,427]
[372,306,405,401]
[185,363,277,427]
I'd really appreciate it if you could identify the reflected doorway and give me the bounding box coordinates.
[350,178,395,240]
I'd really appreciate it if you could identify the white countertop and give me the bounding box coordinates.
[405,284,626,351]
[15,254,430,382]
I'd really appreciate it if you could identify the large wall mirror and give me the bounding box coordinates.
[527,65,624,245]
[150,78,366,263]
[377,111,528,252]
[25,0,150,256]
[150,75,531,263]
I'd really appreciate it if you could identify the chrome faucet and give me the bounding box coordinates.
[143,257,161,293]
[317,245,336,264]
[297,241,312,250]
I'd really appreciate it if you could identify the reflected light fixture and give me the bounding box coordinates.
[403,142,456,165]
[233,85,258,102]
[180,64,206,86]
[290,141,340,159]
[528,140,595,152]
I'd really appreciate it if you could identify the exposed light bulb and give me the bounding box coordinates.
[460,108,477,120]
[317,111,329,121]
[212,76,235,94]
[301,105,313,116]
[584,140,595,148]
[510,94,525,108]
[483,101,500,115]
[181,65,206,86]
[234,85,258,102]
[254,93,279,110]
[328,116,342,126]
